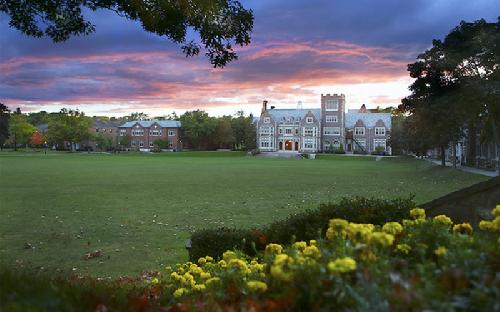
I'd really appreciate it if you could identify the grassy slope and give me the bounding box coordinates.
[0,151,487,277]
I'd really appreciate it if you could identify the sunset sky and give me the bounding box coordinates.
[1,1,498,117]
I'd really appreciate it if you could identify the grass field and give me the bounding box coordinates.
[0,151,487,277]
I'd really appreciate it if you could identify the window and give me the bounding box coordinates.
[375,127,386,136]
[285,128,292,134]
[260,126,272,135]
[260,137,273,148]
[95,128,99,133]
[303,138,314,149]
[139,141,144,147]
[354,127,365,135]
[325,99,339,111]
[374,139,386,149]
[168,140,174,148]
[279,128,283,134]
[306,117,313,123]
[150,129,162,136]
[326,115,338,123]
[295,128,299,135]
[132,129,144,136]
[168,129,176,136]
[323,127,340,136]
[149,141,154,147]
[264,117,270,123]
[304,128,314,136]
[120,129,126,136]
[355,139,366,150]
[131,141,136,146]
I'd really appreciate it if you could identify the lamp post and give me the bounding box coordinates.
[44,141,47,155]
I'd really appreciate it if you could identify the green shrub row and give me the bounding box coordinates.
[189,196,414,261]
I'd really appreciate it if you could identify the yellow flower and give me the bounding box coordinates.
[396,243,411,254]
[452,223,473,235]
[493,217,500,231]
[309,240,317,246]
[205,256,214,262]
[382,222,403,235]
[292,241,307,251]
[189,264,203,275]
[265,243,283,254]
[198,257,207,265]
[170,272,182,281]
[205,277,221,286]
[368,232,395,247]
[151,277,159,284]
[223,251,237,261]
[345,223,374,242]
[433,215,453,226]
[193,284,206,292]
[270,264,292,281]
[327,257,357,274]
[410,208,426,220]
[303,245,321,258]
[228,258,250,274]
[492,205,500,218]
[181,272,195,287]
[434,246,447,257]
[200,272,211,279]
[246,280,268,293]
[218,260,227,268]
[329,218,349,229]
[479,220,494,231]
[173,288,188,298]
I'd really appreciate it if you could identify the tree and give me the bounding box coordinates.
[231,111,256,150]
[0,0,253,68]
[214,117,235,149]
[153,138,169,151]
[94,133,114,151]
[48,109,92,151]
[179,110,217,149]
[27,111,51,126]
[30,131,45,146]
[8,112,36,150]
[127,112,149,121]
[118,135,131,150]
[0,103,9,150]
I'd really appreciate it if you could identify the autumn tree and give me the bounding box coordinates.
[30,131,45,146]
[0,0,253,67]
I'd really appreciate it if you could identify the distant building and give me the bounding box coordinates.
[257,94,392,154]
[117,120,182,151]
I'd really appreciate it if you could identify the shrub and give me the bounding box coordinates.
[189,196,414,261]
[162,205,500,311]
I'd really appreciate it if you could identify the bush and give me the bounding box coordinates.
[189,196,414,261]
[163,205,500,311]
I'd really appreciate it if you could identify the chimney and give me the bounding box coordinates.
[359,104,367,113]
[262,100,268,113]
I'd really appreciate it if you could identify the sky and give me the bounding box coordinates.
[0,1,499,117]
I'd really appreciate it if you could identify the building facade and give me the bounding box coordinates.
[118,120,182,151]
[257,94,391,154]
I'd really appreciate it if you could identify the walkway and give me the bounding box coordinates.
[425,159,498,177]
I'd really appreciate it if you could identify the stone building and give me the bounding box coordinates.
[257,94,391,154]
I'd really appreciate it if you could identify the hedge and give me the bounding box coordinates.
[189,196,414,261]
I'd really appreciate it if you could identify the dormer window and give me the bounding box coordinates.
[264,117,270,123]
[306,117,313,123]
[355,127,365,135]
[375,127,385,136]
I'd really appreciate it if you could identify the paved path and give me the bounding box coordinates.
[425,159,498,177]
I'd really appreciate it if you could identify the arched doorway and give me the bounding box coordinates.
[285,140,293,151]
[279,141,283,150]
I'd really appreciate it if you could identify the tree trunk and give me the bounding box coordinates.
[440,146,446,166]
[452,141,457,168]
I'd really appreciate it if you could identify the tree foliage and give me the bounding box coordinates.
[8,112,36,150]
[0,0,253,67]
[0,103,9,149]
[400,17,500,169]
[48,109,92,151]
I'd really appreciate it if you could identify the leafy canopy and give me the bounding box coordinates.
[0,0,254,67]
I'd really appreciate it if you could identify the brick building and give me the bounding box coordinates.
[117,120,182,151]
[257,94,392,154]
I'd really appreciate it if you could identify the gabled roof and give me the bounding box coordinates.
[119,120,182,128]
[267,108,321,122]
[94,119,122,128]
[345,112,391,128]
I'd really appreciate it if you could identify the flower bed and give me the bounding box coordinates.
[158,206,500,311]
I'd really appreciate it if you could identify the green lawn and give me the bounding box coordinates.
[0,151,487,277]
